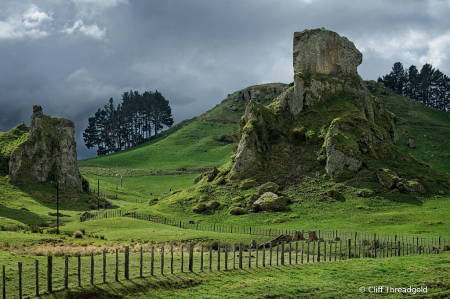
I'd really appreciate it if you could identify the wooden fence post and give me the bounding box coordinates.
[90,251,94,284]
[263,243,266,267]
[288,242,291,265]
[307,242,310,263]
[312,241,315,263]
[276,243,279,265]
[269,243,273,266]
[233,243,236,270]
[281,242,285,265]
[124,246,129,279]
[255,242,259,267]
[140,246,143,277]
[248,243,251,268]
[103,250,106,283]
[47,256,52,293]
[217,243,221,271]
[171,245,174,274]
[301,241,304,264]
[189,243,194,272]
[18,262,22,299]
[64,255,69,288]
[239,243,243,269]
[200,244,204,272]
[151,246,154,276]
[115,249,118,282]
[181,245,184,273]
[348,239,351,259]
[317,241,320,262]
[34,260,39,297]
[2,265,5,299]
[161,246,165,275]
[208,244,212,272]
[225,243,228,270]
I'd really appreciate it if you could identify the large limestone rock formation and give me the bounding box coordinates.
[227,28,398,181]
[7,105,83,191]
[293,28,362,76]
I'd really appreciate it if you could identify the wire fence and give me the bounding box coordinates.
[2,234,450,299]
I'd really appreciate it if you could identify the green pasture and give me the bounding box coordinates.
[82,173,198,199]
[78,121,236,170]
[2,248,449,299]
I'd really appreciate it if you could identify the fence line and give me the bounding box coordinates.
[87,189,144,203]
[2,238,450,298]
[79,210,450,251]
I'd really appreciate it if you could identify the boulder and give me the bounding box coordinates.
[229,207,248,215]
[293,28,362,76]
[239,180,259,190]
[207,200,220,210]
[258,182,279,194]
[192,203,208,213]
[400,180,426,194]
[230,106,238,111]
[408,139,416,148]
[377,169,399,189]
[253,192,288,212]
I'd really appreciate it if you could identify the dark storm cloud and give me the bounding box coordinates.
[1,0,450,159]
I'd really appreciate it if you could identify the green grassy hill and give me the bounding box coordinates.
[367,81,450,174]
[78,83,288,171]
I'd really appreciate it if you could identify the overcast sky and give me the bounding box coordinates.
[1,0,450,158]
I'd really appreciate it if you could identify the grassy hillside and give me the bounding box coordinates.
[78,83,288,171]
[367,81,450,175]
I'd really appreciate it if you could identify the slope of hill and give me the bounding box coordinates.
[366,81,450,175]
[78,83,287,171]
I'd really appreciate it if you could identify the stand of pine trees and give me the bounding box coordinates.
[379,62,450,112]
[83,90,174,156]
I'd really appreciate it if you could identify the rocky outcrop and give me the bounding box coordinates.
[227,28,398,181]
[7,105,83,191]
[377,168,426,194]
[293,28,362,76]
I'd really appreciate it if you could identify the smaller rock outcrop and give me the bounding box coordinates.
[6,105,83,191]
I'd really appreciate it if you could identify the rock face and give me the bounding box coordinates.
[7,105,83,191]
[293,28,362,76]
[227,28,398,181]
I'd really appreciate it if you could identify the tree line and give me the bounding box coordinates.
[83,90,173,156]
[379,62,450,112]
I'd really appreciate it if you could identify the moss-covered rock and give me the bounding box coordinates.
[192,203,207,213]
[254,192,288,211]
[239,179,259,190]
[229,207,248,215]
[377,168,399,189]
[232,196,244,203]
[258,182,279,194]
[207,200,220,210]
